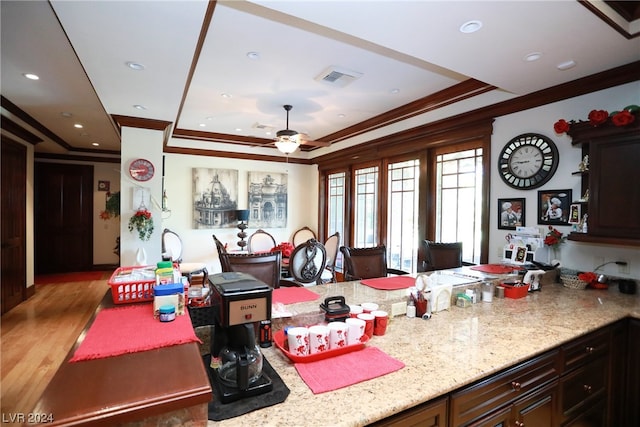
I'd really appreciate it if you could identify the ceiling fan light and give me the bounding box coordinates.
[275,135,300,154]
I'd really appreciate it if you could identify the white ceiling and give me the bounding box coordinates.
[1,0,639,157]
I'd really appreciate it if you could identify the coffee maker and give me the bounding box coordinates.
[208,272,273,403]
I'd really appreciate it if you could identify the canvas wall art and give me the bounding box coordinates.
[248,172,288,229]
[192,168,238,229]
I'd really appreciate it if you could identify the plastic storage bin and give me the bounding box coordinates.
[108,266,155,304]
[502,283,529,299]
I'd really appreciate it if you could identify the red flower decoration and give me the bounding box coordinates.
[544,226,565,248]
[272,242,295,257]
[578,272,597,283]
[554,119,570,134]
[587,109,609,126]
[612,110,635,127]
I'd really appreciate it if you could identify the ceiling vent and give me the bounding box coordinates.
[252,122,274,131]
[315,66,363,88]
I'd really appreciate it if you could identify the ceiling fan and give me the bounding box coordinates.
[274,104,330,154]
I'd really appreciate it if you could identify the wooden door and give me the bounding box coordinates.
[35,163,93,274]
[1,139,27,314]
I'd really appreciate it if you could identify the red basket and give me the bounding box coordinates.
[502,283,529,299]
[108,266,156,304]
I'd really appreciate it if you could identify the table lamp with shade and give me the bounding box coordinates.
[236,209,250,250]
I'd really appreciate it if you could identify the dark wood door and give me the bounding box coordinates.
[1,139,27,314]
[35,162,93,274]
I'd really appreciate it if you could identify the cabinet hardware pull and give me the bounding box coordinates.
[585,346,595,353]
[583,384,592,393]
[515,421,524,427]
[511,381,522,391]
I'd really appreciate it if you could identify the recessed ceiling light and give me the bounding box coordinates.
[126,61,145,71]
[235,128,242,132]
[23,73,39,80]
[390,88,400,94]
[524,52,543,62]
[459,20,482,34]
[133,104,147,110]
[199,123,206,127]
[92,142,100,146]
[265,131,272,136]
[61,112,72,118]
[246,51,260,60]
[221,93,232,99]
[337,113,346,118]
[74,123,83,129]
[557,60,576,71]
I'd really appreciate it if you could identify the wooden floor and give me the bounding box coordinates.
[0,273,110,422]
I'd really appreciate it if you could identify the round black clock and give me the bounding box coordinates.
[498,133,559,189]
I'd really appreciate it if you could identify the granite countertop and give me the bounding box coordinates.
[210,270,640,427]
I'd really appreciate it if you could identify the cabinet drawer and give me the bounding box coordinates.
[561,327,609,373]
[561,356,607,417]
[450,350,559,426]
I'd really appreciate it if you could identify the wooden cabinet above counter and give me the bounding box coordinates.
[566,114,640,247]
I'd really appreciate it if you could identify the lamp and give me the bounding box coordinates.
[236,209,250,250]
[275,105,301,154]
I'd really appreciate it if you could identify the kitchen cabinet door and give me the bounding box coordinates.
[513,381,557,427]
[370,396,448,427]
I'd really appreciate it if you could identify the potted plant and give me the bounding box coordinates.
[128,209,154,241]
[100,191,120,220]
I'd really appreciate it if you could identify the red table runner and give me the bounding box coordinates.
[360,275,415,290]
[470,264,521,274]
[272,287,320,305]
[69,304,200,362]
[295,346,405,394]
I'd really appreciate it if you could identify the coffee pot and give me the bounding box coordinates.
[217,323,264,391]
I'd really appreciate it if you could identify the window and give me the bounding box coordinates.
[387,159,420,273]
[435,148,483,264]
[354,166,378,247]
[327,172,346,271]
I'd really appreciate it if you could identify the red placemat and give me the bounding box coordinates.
[69,304,200,362]
[360,276,415,290]
[272,287,320,305]
[295,346,404,394]
[470,264,521,274]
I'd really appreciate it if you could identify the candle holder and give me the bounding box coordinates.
[236,209,250,250]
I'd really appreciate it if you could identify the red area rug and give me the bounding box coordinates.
[69,304,200,362]
[35,271,105,285]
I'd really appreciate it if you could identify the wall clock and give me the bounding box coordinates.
[129,158,155,182]
[498,133,559,189]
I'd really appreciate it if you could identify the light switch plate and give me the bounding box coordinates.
[391,301,407,317]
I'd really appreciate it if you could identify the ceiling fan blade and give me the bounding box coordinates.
[299,133,331,147]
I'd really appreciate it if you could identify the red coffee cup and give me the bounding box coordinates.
[357,313,375,338]
[371,310,388,336]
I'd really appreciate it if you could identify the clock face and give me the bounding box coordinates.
[498,133,558,189]
[129,158,155,182]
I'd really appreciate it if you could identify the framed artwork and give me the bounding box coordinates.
[510,245,529,264]
[568,203,582,224]
[192,168,238,229]
[498,198,525,230]
[538,189,572,225]
[248,172,288,228]
[98,180,110,192]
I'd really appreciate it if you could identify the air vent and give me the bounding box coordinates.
[252,122,274,131]
[315,66,363,88]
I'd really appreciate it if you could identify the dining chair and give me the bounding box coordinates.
[422,240,473,271]
[212,234,232,272]
[339,245,409,281]
[223,251,283,289]
[161,228,208,285]
[282,238,327,287]
[320,232,340,283]
[292,226,317,247]
[247,229,276,253]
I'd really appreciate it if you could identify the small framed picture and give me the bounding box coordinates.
[568,203,582,224]
[498,198,525,230]
[510,245,529,264]
[538,189,572,225]
[98,180,110,192]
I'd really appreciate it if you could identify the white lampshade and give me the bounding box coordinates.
[275,134,300,154]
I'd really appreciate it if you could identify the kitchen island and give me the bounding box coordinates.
[210,269,640,426]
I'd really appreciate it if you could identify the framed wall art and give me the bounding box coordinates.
[498,198,525,230]
[248,172,288,228]
[538,189,572,225]
[568,203,582,225]
[192,168,239,229]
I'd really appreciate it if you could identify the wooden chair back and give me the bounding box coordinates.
[162,228,183,262]
[286,239,327,286]
[423,240,463,271]
[247,229,276,253]
[224,251,282,289]
[212,234,231,272]
[322,232,340,283]
[292,226,317,247]
[340,245,389,281]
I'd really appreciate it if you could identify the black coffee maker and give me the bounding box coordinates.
[208,272,273,403]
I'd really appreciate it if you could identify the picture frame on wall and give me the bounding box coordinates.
[568,203,582,225]
[538,189,572,225]
[498,198,525,230]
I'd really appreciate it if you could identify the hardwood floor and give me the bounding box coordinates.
[0,274,109,423]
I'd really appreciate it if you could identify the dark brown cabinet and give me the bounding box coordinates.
[567,117,640,246]
[370,396,448,427]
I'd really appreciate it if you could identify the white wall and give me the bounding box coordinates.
[159,153,318,274]
[93,162,121,265]
[489,81,640,279]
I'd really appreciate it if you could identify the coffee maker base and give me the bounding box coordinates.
[212,371,274,404]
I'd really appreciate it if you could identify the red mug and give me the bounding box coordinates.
[357,313,375,338]
[371,310,388,336]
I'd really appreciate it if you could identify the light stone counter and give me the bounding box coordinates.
[210,271,640,427]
